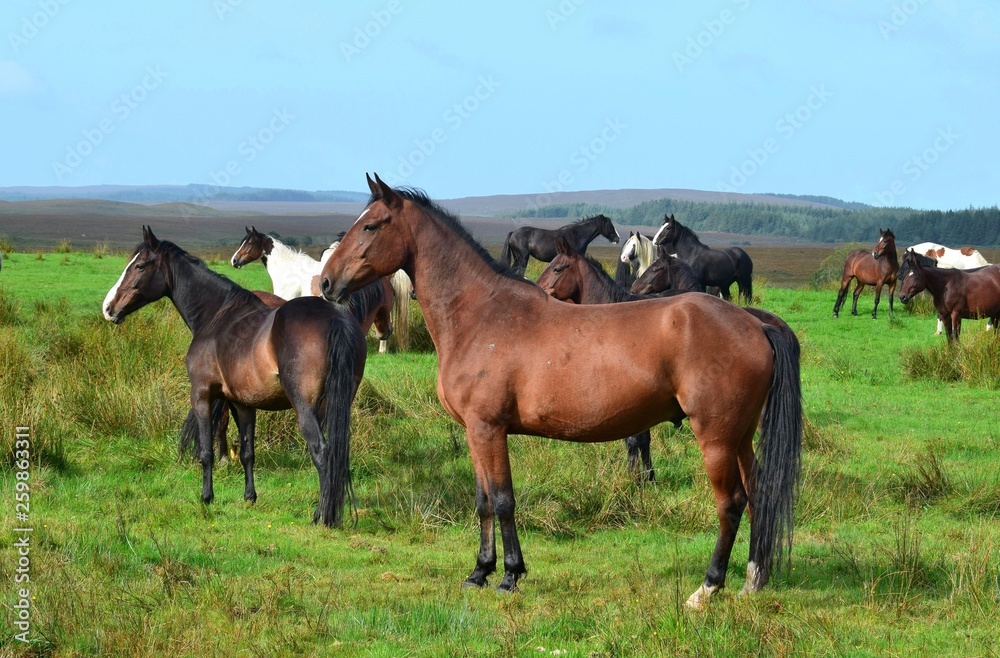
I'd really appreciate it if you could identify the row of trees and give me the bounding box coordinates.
[502,199,1000,246]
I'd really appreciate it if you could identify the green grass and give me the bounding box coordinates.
[1,254,1000,656]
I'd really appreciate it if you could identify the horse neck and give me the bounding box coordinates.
[881,243,899,272]
[165,253,239,334]
[403,208,543,346]
[568,218,602,249]
[579,260,634,304]
[673,227,706,255]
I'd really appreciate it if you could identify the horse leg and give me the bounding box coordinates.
[833,276,852,317]
[295,408,329,524]
[515,253,530,278]
[888,281,895,316]
[872,282,883,319]
[720,284,732,301]
[686,442,747,609]
[215,405,231,463]
[191,390,216,504]
[463,473,496,588]
[851,282,865,316]
[464,423,525,592]
[231,403,258,503]
[625,431,654,483]
[952,314,962,342]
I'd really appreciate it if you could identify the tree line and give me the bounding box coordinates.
[500,199,1000,246]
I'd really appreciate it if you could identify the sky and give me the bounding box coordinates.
[2,0,999,209]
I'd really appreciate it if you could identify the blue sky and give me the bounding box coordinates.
[2,0,998,208]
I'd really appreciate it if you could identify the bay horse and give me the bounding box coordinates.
[832,228,898,319]
[500,214,620,277]
[320,174,802,607]
[231,226,411,353]
[653,214,753,302]
[898,250,1000,341]
[104,227,366,526]
[630,248,704,296]
[199,282,392,463]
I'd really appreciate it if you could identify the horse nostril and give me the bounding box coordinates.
[320,276,331,295]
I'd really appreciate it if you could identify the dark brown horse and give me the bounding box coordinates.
[320,174,802,607]
[500,214,620,277]
[103,227,367,526]
[832,228,898,319]
[630,248,704,296]
[653,215,753,302]
[898,250,1000,341]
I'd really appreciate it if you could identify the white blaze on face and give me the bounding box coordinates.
[103,254,137,321]
[353,207,371,225]
[620,235,636,262]
[652,221,670,245]
[231,237,247,267]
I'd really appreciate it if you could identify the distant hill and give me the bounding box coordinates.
[0,184,369,204]
[0,198,263,218]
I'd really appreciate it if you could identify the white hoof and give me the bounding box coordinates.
[685,583,718,609]
[740,561,763,596]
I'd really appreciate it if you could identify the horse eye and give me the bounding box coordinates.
[363,224,378,233]
[553,266,566,273]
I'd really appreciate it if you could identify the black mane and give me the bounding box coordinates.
[148,239,264,330]
[370,186,524,282]
[582,254,636,303]
[346,277,386,325]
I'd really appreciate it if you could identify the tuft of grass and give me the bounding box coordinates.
[54,238,73,254]
[0,236,14,253]
[92,240,111,259]
[892,442,952,505]
[901,330,1000,388]
[0,285,21,325]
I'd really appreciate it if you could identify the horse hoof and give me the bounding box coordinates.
[462,578,486,589]
[201,495,214,505]
[684,583,719,610]
[496,573,521,593]
[245,493,257,504]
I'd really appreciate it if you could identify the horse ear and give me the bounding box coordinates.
[245,226,251,235]
[366,173,379,197]
[143,225,159,247]
[373,173,402,210]
[555,236,572,255]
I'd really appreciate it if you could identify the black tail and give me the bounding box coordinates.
[750,322,802,587]
[500,232,514,268]
[318,312,366,527]
[738,251,754,303]
[179,399,227,458]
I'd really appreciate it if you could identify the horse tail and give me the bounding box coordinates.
[750,322,802,589]
[500,231,515,268]
[319,311,365,527]
[390,269,411,351]
[179,399,228,458]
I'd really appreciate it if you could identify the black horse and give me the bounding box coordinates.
[631,248,705,296]
[654,214,754,302]
[501,214,620,277]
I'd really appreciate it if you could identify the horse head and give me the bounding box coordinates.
[537,236,581,303]
[231,225,273,269]
[103,226,171,324]
[873,228,895,260]
[320,173,410,303]
[898,249,927,304]
[595,214,620,244]
[653,214,677,248]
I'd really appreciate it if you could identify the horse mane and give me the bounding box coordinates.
[581,254,634,303]
[370,186,523,282]
[153,240,264,328]
[346,278,386,325]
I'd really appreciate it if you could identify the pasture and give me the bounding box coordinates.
[1,244,999,656]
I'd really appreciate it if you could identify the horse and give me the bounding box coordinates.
[104,226,367,526]
[619,232,657,276]
[630,248,704,296]
[908,242,989,269]
[201,282,392,463]
[900,246,992,335]
[898,250,1000,341]
[320,174,802,607]
[231,226,411,353]
[653,214,753,302]
[832,228,898,319]
[500,214,620,277]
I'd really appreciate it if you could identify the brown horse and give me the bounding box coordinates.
[103,227,367,526]
[898,250,1000,341]
[320,174,802,607]
[630,249,705,297]
[833,228,898,319]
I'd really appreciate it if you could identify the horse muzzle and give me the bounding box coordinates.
[320,276,350,304]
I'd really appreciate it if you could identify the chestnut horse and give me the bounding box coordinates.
[833,228,898,319]
[898,250,1000,341]
[320,174,802,607]
[104,227,366,526]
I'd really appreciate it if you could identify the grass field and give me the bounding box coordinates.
[1,245,999,657]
